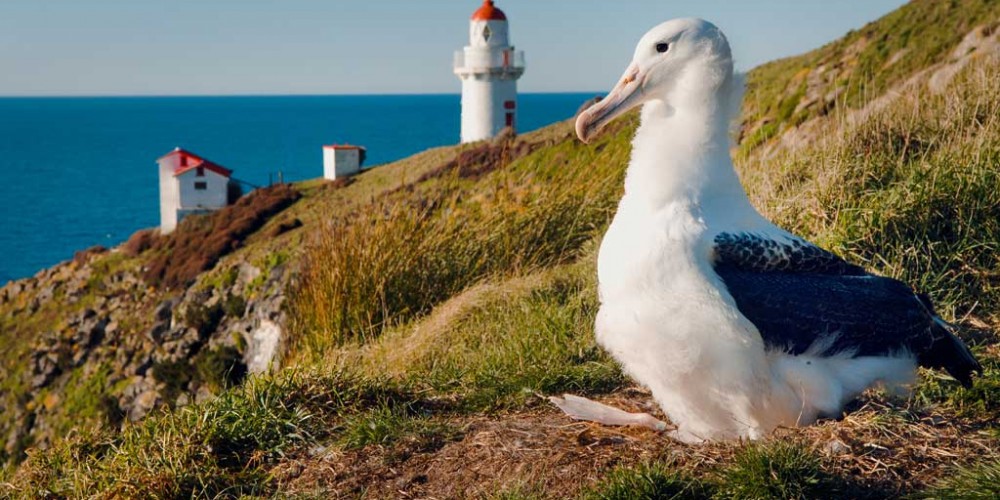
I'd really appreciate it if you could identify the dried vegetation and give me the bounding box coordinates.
[140,184,301,289]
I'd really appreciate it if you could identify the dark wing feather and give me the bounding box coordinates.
[715,267,933,357]
[713,232,866,275]
[711,232,982,387]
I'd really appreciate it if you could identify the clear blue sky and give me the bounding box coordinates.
[0,0,907,96]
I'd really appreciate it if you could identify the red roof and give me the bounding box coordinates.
[159,148,232,178]
[323,144,366,150]
[471,0,506,21]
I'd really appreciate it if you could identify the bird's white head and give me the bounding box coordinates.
[576,18,734,143]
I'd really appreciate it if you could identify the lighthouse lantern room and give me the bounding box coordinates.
[454,0,525,143]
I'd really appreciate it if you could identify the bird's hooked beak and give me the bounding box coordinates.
[576,63,645,143]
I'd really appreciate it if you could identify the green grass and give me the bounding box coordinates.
[485,483,549,500]
[741,0,1000,153]
[581,461,712,500]
[287,119,631,360]
[914,352,1000,419]
[11,375,308,497]
[342,260,626,411]
[921,460,1000,499]
[713,442,828,500]
[6,371,426,497]
[338,404,459,452]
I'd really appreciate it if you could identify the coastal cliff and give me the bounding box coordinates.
[0,185,298,460]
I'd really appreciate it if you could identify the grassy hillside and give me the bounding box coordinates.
[740,0,1000,151]
[3,1,1000,497]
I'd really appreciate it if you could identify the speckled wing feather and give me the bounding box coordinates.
[713,232,866,276]
[711,232,981,386]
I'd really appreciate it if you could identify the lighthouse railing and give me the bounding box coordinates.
[454,49,525,72]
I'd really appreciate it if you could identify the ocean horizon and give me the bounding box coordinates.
[0,92,599,283]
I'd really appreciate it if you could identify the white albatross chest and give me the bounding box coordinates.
[593,195,793,442]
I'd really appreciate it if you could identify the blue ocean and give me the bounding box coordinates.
[0,93,596,282]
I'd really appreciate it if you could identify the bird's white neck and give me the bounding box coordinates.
[623,71,747,212]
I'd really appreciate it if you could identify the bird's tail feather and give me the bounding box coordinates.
[919,316,982,388]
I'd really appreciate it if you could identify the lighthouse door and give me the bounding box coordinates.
[505,112,514,128]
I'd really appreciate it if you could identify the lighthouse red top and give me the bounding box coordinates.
[471,0,507,21]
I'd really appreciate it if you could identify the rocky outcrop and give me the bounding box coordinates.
[1,244,296,463]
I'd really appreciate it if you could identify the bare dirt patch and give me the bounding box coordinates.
[272,388,998,499]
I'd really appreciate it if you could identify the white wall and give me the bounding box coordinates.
[461,77,517,143]
[469,20,509,48]
[323,148,361,179]
[177,168,228,211]
[158,156,180,234]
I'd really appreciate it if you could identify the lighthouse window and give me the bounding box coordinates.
[194,181,207,190]
[483,25,492,42]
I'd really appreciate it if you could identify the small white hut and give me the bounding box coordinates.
[158,147,234,234]
[323,144,367,180]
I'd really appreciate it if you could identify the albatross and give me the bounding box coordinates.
[553,18,982,443]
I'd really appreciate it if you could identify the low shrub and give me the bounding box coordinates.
[194,345,248,392]
[222,293,246,318]
[183,302,224,337]
[122,229,157,256]
[143,184,300,289]
[72,245,108,265]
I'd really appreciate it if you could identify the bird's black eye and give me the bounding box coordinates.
[655,42,670,53]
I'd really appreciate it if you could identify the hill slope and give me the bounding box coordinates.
[3,0,1000,497]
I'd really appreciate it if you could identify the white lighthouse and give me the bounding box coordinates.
[454,0,525,143]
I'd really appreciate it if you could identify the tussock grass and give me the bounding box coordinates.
[288,124,631,361]
[5,371,417,497]
[338,261,626,410]
[581,461,711,500]
[921,459,1000,499]
[713,442,828,500]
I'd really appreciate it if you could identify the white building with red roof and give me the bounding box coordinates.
[157,147,234,234]
[454,0,525,143]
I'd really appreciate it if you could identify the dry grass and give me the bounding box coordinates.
[122,228,157,256]
[270,388,998,499]
[287,123,631,361]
